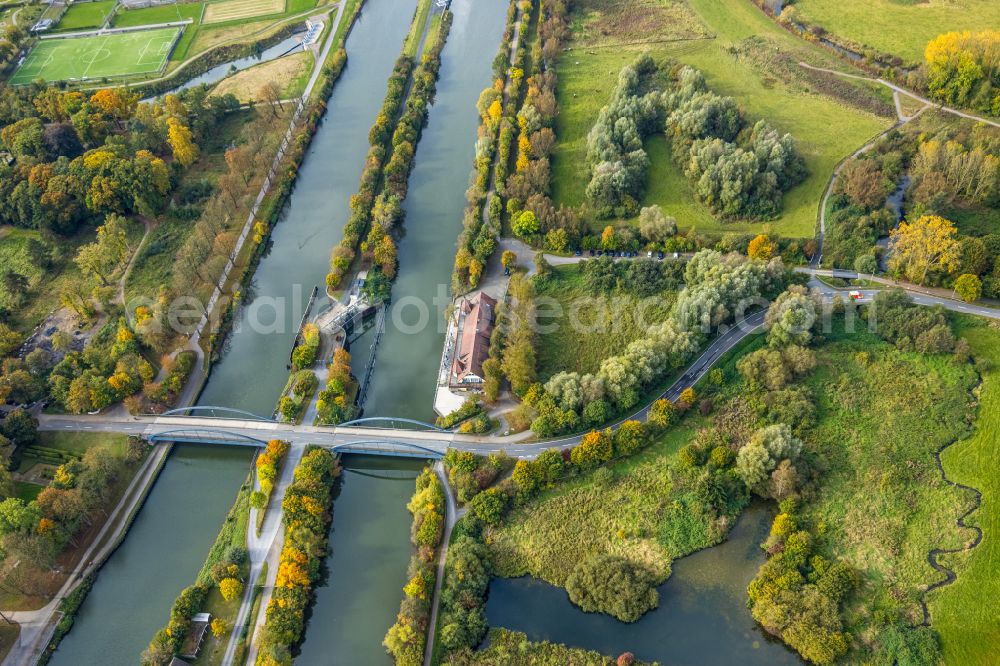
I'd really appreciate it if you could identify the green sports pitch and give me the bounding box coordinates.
[9,27,182,84]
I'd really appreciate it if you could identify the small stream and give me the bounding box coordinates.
[876,174,910,270]
[147,33,307,100]
[485,503,802,665]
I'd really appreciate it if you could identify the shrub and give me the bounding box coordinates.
[564,554,659,622]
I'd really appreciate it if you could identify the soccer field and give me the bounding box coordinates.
[9,26,182,84]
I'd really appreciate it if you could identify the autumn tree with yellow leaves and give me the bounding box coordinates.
[925,30,1000,114]
[888,214,961,285]
[167,116,199,167]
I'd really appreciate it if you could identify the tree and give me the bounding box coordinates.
[954,273,982,303]
[219,577,243,601]
[2,409,37,445]
[512,210,539,238]
[210,618,229,639]
[75,214,130,286]
[638,205,676,244]
[888,214,960,284]
[765,286,819,348]
[648,398,676,429]
[854,253,878,276]
[167,117,199,167]
[600,225,616,250]
[613,421,645,457]
[469,487,507,525]
[258,81,283,116]
[0,323,21,357]
[501,249,517,270]
[747,234,776,260]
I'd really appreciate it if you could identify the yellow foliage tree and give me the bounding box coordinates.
[167,117,199,167]
[488,99,503,123]
[210,618,229,639]
[747,234,775,260]
[888,214,960,284]
[218,577,243,601]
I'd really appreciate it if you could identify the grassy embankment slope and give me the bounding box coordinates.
[550,0,890,238]
[791,0,1000,64]
[929,318,1000,665]
[211,50,314,102]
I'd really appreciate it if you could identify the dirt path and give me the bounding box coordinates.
[117,217,153,306]
[797,62,1000,130]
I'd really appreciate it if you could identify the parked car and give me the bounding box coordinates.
[657,251,665,260]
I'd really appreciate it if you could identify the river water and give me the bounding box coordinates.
[485,503,802,665]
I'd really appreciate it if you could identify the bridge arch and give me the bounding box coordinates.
[148,429,268,447]
[337,416,447,432]
[157,406,276,422]
[330,440,445,459]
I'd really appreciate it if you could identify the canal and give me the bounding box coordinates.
[47,447,253,665]
[47,0,416,662]
[484,503,802,665]
[351,0,508,422]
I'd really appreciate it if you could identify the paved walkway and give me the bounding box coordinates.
[221,442,305,666]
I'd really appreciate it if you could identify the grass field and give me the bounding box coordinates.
[10,26,181,83]
[112,1,204,27]
[792,0,1000,65]
[203,0,284,24]
[533,265,675,380]
[211,50,313,101]
[550,0,890,239]
[488,421,706,587]
[54,0,116,31]
[929,318,1000,665]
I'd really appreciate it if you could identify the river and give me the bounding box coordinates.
[485,503,802,665]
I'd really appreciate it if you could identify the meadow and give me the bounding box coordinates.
[791,0,1000,65]
[486,312,986,660]
[54,0,116,31]
[533,265,676,380]
[550,0,891,239]
[929,318,1000,664]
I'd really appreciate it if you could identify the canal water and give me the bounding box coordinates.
[296,456,424,664]
[47,0,416,662]
[197,0,418,415]
[351,0,508,422]
[47,447,253,665]
[485,503,802,665]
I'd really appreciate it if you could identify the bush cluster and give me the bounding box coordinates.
[664,66,807,219]
[315,347,356,425]
[585,55,666,218]
[747,499,854,666]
